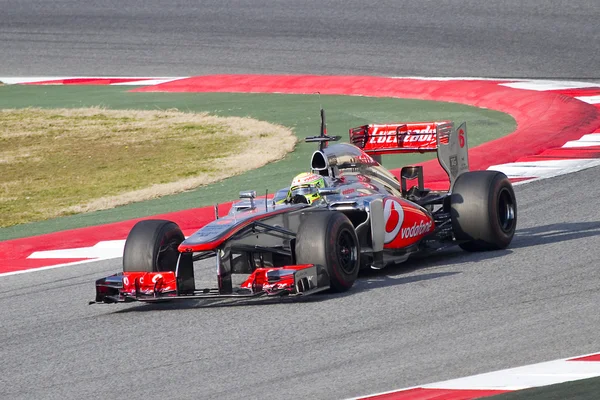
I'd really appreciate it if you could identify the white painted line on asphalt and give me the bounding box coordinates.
[0,240,126,279]
[0,258,111,278]
[109,78,188,85]
[0,77,184,85]
[390,76,514,81]
[27,240,126,259]
[575,95,600,104]
[351,352,600,399]
[563,133,600,148]
[0,77,72,84]
[422,358,600,391]
[499,80,600,91]
[488,159,600,179]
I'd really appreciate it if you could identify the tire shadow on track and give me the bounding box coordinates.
[111,295,326,313]
[95,222,600,313]
[511,221,600,249]
[353,248,512,291]
[109,272,464,313]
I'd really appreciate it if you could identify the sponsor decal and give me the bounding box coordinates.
[341,188,355,195]
[293,173,321,184]
[365,124,445,146]
[368,132,436,145]
[372,125,437,135]
[384,199,404,243]
[401,220,433,239]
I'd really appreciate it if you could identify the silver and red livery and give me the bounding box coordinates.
[94,110,516,304]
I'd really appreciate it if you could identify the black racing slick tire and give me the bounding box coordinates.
[450,170,517,252]
[295,212,360,292]
[123,219,188,273]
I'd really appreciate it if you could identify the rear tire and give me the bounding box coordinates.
[450,171,517,251]
[295,212,360,292]
[123,219,188,273]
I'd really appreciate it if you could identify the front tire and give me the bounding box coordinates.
[450,171,517,251]
[123,219,188,273]
[295,212,360,292]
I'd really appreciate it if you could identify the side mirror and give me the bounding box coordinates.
[239,190,256,208]
[239,190,256,199]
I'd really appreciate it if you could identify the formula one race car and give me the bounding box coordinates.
[94,110,517,304]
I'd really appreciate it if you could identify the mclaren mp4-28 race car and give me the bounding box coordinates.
[93,110,517,304]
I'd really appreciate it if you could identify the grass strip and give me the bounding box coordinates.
[0,107,294,227]
[0,86,515,240]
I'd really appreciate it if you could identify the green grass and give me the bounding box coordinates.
[0,85,516,240]
[0,107,294,227]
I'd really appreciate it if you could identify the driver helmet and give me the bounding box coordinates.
[288,172,325,204]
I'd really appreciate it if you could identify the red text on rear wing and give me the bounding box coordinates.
[349,122,452,154]
[349,121,469,190]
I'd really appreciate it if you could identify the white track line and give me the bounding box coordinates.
[575,95,600,104]
[0,258,111,278]
[27,240,126,259]
[349,352,600,399]
[0,76,185,85]
[563,133,600,148]
[488,159,600,180]
[500,80,600,91]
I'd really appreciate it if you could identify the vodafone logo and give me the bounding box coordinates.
[384,198,404,243]
[401,220,433,239]
[371,125,436,135]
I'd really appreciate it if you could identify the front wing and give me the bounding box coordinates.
[92,264,329,304]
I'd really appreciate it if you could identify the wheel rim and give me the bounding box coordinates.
[336,229,358,274]
[497,188,516,233]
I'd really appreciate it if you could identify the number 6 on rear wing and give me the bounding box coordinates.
[349,121,469,189]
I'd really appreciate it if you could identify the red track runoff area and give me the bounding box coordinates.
[1,75,600,275]
[133,74,600,189]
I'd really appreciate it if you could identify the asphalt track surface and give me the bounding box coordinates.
[2,1,600,399]
[1,0,599,79]
[3,170,600,399]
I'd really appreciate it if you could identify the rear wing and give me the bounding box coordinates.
[349,121,469,188]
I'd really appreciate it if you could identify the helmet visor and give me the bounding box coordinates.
[290,186,319,197]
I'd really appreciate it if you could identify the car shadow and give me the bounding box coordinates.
[354,270,460,291]
[101,222,600,313]
[111,293,326,312]
[111,247,515,313]
[351,246,513,292]
[510,221,600,249]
